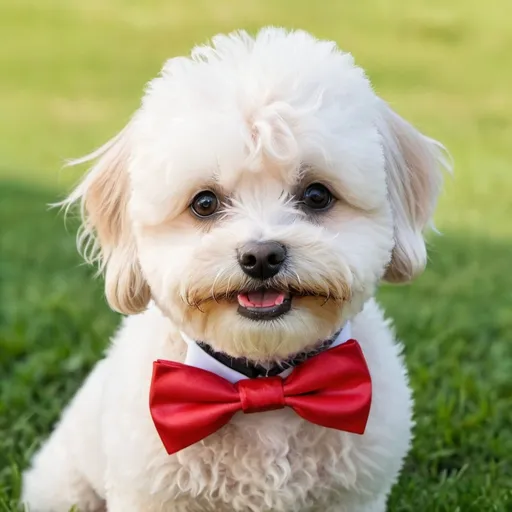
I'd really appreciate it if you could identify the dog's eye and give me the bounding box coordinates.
[191,191,219,218]
[302,183,333,210]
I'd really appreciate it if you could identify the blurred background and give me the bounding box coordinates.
[0,1,511,510]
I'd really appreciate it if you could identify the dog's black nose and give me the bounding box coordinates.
[237,241,287,280]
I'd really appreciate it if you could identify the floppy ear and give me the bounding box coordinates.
[377,100,451,283]
[62,124,151,314]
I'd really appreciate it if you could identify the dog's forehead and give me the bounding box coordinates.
[134,29,379,170]
[129,29,388,221]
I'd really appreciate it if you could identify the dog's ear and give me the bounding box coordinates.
[377,100,451,283]
[62,124,150,314]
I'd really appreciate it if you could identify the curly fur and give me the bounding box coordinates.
[22,27,449,511]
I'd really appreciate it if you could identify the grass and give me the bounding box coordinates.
[0,0,511,510]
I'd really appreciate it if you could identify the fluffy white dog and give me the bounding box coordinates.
[22,28,449,512]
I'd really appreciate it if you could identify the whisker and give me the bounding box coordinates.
[225,273,235,298]
[211,267,228,304]
[292,270,303,290]
[192,299,205,313]
[320,279,331,306]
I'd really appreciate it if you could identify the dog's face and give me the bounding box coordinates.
[132,159,391,362]
[66,29,448,362]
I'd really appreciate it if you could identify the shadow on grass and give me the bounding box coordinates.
[1,182,511,511]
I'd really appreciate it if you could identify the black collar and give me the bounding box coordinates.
[197,332,339,379]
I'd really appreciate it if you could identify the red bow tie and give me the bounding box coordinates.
[150,339,372,455]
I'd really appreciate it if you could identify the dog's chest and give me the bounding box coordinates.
[152,410,357,512]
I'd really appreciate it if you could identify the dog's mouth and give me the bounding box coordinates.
[236,288,292,320]
[186,281,348,317]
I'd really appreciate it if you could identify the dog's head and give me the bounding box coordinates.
[65,29,449,362]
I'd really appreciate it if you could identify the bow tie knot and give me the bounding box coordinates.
[237,376,285,413]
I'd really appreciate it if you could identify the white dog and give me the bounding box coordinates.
[22,28,449,512]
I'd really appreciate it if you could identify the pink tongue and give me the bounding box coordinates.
[244,290,285,308]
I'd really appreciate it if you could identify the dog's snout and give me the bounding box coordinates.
[238,241,287,280]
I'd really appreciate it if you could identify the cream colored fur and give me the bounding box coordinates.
[22,27,449,511]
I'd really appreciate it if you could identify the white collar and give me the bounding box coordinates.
[181,322,352,384]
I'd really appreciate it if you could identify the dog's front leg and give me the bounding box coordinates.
[324,493,387,512]
[106,491,152,512]
[106,491,187,512]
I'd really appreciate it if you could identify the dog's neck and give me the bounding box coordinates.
[180,322,352,383]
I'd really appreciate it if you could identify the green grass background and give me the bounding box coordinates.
[1,0,511,510]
